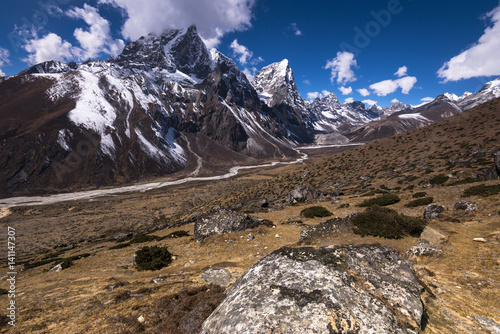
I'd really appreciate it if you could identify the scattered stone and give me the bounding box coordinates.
[201,268,231,287]
[454,201,478,212]
[420,227,448,246]
[407,240,442,257]
[137,315,145,323]
[49,263,62,272]
[475,316,500,334]
[287,186,319,204]
[423,204,445,219]
[194,207,271,242]
[200,245,423,333]
[247,233,255,240]
[473,238,487,243]
[113,232,133,240]
[275,234,280,238]
[152,278,164,284]
[299,217,353,243]
[225,240,235,245]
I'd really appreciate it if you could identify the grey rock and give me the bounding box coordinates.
[423,204,445,219]
[49,263,62,272]
[453,201,478,212]
[113,232,133,240]
[247,233,255,240]
[420,227,448,246]
[194,208,269,242]
[299,217,353,243]
[483,150,500,180]
[288,186,319,204]
[201,267,231,287]
[475,316,500,334]
[201,245,424,334]
[152,278,165,284]
[407,240,442,257]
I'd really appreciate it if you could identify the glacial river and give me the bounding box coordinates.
[0,143,364,208]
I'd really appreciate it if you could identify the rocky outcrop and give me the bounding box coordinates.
[453,201,478,212]
[201,245,424,333]
[201,268,231,287]
[193,207,271,242]
[287,186,319,203]
[423,204,445,219]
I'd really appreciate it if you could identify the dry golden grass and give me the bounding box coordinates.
[1,98,500,333]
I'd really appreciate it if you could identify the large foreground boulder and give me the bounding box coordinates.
[194,207,270,242]
[201,245,424,334]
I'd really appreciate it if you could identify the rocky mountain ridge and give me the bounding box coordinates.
[2,24,500,196]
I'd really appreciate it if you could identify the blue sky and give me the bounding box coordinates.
[1,0,500,108]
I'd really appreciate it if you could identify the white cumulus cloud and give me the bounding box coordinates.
[325,51,357,85]
[421,97,434,102]
[23,33,74,64]
[339,86,352,95]
[394,66,408,77]
[307,92,320,100]
[23,5,125,64]
[438,4,500,81]
[357,88,370,97]
[344,97,354,103]
[391,98,399,103]
[369,76,417,96]
[99,0,256,48]
[307,90,332,101]
[67,4,125,60]
[362,99,378,107]
[230,39,253,65]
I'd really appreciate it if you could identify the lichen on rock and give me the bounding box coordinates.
[200,245,424,334]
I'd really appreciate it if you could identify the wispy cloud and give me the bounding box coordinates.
[291,22,302,36]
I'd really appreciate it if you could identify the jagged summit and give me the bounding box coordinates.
[251,59,302,108]
[108,24,213,81]
[379,101,412,118]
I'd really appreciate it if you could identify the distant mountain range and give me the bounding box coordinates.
[1,25,499,196]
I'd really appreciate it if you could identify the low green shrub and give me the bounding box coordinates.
[412,192,427,198]
[357,194,400,207]
[300,206,333,218]
[429,174,449,185]
[338,203,350,209]
[462,184,500,197]
[405,197,434,208]
[135,246,173,271]
[351,206,426,239]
